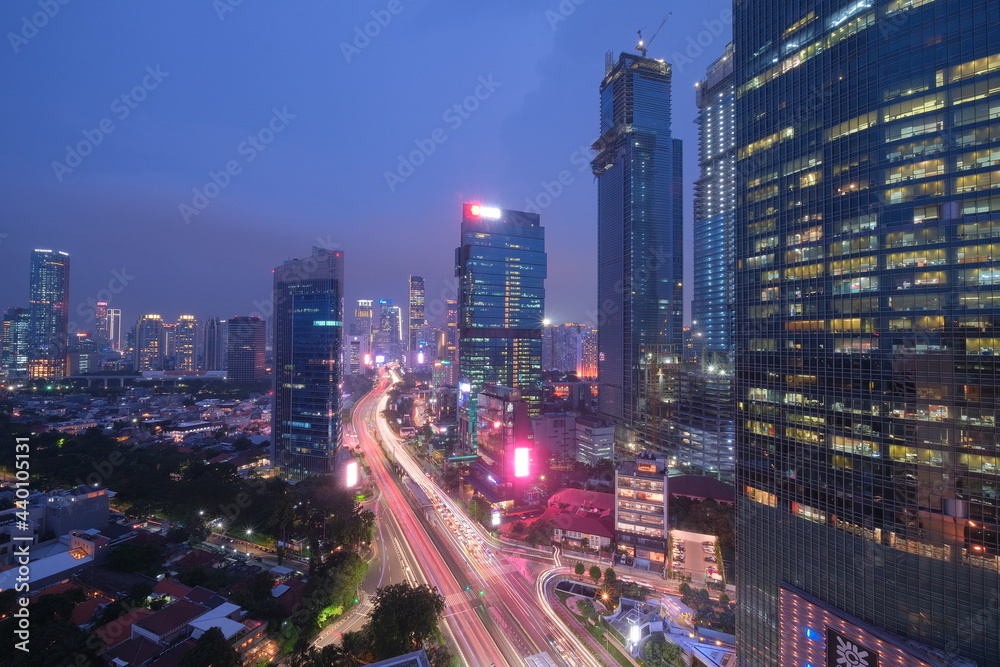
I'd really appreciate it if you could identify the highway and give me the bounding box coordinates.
[366,371,606,667]
[351,373,513,666]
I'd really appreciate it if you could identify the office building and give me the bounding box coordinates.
[474,385,534,504]
[614,451,669,573]
[352,299,375,339]
[456,203,546,450]
[408,275,425,352]
[27,249,70,378]
[134,314,165,372]
[227,316,266,383]
[593,52,684,456]
[378,300,402,343]
[202,317,227,371]
[2,307,30,376]
[576,415,614,464]
[175,315,197,372]
[734,2,1000,664]
[272,247,345,481]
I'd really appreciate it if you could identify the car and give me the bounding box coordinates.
[671,562,685,570]
[702,541,713,547]
[704,557,716,563]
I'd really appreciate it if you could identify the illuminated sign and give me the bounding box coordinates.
[375,355,386,364]
[417,351,425,364]
[514,448,530,478]
[345,461,359,488]
[363,353,372,366]
[459,382,472,394]
[492,510,501,527]
[469,204,502,219]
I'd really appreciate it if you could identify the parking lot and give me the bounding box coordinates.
[669,529,723,586]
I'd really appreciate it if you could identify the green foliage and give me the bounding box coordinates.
[180,627,241,667]
[718,593,730,605]
[577,598,599,622]
[642,633,683,667]
[524,518,557,546]
[575,561,585,576]
[589,564,602,582]
[604,567,617,585]
[668,496,735,557]
[367,583,445,661]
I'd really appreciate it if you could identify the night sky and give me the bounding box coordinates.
[1,1,732,331]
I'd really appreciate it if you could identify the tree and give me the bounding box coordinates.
[678,582,691,597]
[574,562,585,576]
[367,583,445,660]
[642,633,683,667]
[589,565,602,582]
[719,593,730,605]
[180,627,241,667]
[604,567,617,587]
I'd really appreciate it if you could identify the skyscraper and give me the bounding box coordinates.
[576,327,598,379]
[2,307,30,376]
[377,299,402,353]
[734,2,1000,665]
[669,46,737,483]
[272,247,345,482]
[227,316,266,382]
[456,203,546,450]
[353,299,375,339]
[202,317,227,371]
[693,43,736,356]
[175,315,197,372]
[107,308,122,352]
[134,314,164,372]
[593,52,683,456]
[27,249,70,379]
[408,275,425,352]
[542,322,587,374]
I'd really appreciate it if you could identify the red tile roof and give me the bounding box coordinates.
[548,488,616,513]
[94,607,155,648]
[134,599,205,638]
[103,636,161,664]
[70,595,112,625]
[152,579,192,599]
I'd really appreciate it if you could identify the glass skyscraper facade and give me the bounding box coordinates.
[408,275,425,353]
[27,249,70,379]
[734,1,1000,664]
[456,203,546,450]
[227,315,266,382]
[2,307,30,376]
[272,247,345,482]
[593,52,684,456]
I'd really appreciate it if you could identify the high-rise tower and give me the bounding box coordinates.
[408,275,425,353]
[27,249,70,378]
[272,247,345,482]
[456,203,546,450]
[734,2,1000,664]
[593,52,684,456]
[227,316,265,382]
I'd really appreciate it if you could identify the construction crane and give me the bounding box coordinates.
[636,12,671,57]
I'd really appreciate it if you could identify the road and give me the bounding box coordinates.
[351,373,512,666]
[368,371,605,667]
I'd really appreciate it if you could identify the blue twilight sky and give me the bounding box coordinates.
[0,1,732,331]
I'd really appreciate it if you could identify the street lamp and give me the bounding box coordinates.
[245,528,253,556]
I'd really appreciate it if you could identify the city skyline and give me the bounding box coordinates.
[0,1,735,327]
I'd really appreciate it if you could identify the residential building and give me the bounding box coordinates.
[408,275,425,353]
[175,315,197,372]
[202,317,227,371]
[2,306,30,376]
[134,314,165,372]
[577,327,598,378]
[227,316,266,383]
